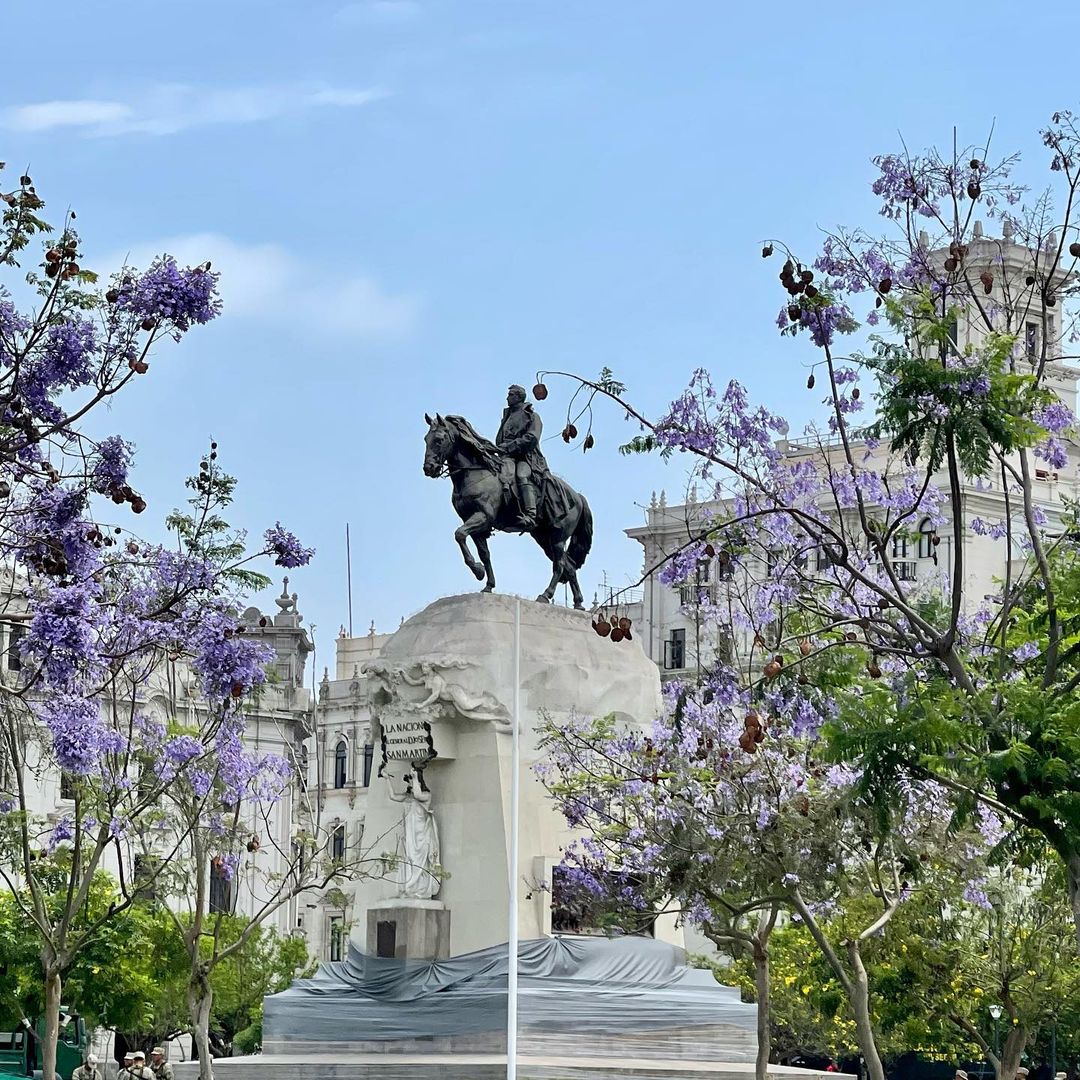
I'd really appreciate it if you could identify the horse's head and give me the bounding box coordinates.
[423,413,453,477]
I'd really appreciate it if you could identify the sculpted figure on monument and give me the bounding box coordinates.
[387,769,441,900]
[422,384,593,608]
[496,384,547,530]
[399,659,511,727]
[363,657,510,726]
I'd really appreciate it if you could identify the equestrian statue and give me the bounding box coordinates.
[422,384,593,609]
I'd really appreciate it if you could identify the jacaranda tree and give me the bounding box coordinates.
[0,165,313,1080]
[538,111,1080,1079]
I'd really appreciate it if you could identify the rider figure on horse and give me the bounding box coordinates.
[496,384,547,531]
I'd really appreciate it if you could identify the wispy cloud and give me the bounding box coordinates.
[2,83,387,137]
[107,234,419,342]
[335,1,422,26]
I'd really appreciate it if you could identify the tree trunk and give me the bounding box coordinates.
[752,935,771,1080]
[846,940,887,1080]
[188,973,215,1080]
[1067,851,1080,953]
[41,967,62,1080]
[997,1021,1027,1080]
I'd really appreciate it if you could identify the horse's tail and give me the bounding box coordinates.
[567,497,593,570]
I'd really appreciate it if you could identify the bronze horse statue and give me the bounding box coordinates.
[422,414,592,608]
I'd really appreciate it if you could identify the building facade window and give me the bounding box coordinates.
[6,624,23,672]
[945,316,959,354]
[334,740,348,789]
[917,518,936,559]
[362,743,374,787]
[332,824,346,862]
[815,546,832,571]
[297,743,309,793]
[59,772,75,800]
[209,859,232,914]
[664,629,686,671]
[329,915,344,962]
[891,535,908,560]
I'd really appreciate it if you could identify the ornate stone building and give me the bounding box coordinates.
[623,225,1079,681]
[0,577,314,938]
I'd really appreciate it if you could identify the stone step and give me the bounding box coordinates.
[173,1056,852,1080]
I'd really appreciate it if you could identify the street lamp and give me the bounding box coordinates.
[989,1005,1003,1062]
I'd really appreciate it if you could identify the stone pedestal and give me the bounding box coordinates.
[357,592,669,956]
[366,900,450,960]
[247,594,836,1080]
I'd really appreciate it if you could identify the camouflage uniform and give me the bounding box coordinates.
[150,1055,175,1080]
[72,1065,102,1080]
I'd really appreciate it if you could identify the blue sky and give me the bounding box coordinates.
[2,0,1078,667]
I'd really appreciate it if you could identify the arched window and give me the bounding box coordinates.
[917,518,936,559]
[334,740,348,789]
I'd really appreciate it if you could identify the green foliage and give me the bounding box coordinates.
[165,451,271,593]
[861,308,1048,477]
[0,877,183,1033]
[596,366,626,397]
[717,871,1076,1067]
[200,918,314,1052]
[121,916,313,1053]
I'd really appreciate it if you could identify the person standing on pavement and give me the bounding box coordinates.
[72,1053,102,1080]
[149,1046,174,1080]
[130,1050,155,1079]
[118,1051,136,1079]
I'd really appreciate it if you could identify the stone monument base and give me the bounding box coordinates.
[367,900,450,960]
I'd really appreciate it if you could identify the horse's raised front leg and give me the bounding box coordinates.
[473,533,496,593]
[455,512,490,581]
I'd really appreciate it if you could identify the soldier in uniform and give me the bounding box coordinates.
[130,1050,155,1080]
[118,1051,136,1079]
[150,1046,174,1080]
[495,385,548,531]
[72,1053,102,1080]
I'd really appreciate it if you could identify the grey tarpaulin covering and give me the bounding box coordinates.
[263,935,754,1043]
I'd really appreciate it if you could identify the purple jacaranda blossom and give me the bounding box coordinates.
[253,752,293,801]
[190,607,273,701]
[22,581,105,690]
[37,695,127,774]
[47,816,76,853]
[971,517,1009,540]
[1036,436,1068,470]
[113,257,222,336]
[21,318,98,422]
[188,768,213,799]
[15,484,101,581]
[90,435,134,494]
[963,881,992,910]
[264,523,315,568]
[219,853,241,882]
[1011,641,1040,662]
[958,374,992,397]
[659,542,707,587]
[165,734,206,764]
[1034,401,1075,434]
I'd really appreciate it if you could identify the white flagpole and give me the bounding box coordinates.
[507,597,521,1080]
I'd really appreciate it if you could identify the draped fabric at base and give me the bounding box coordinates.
[263,936,754,1043]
